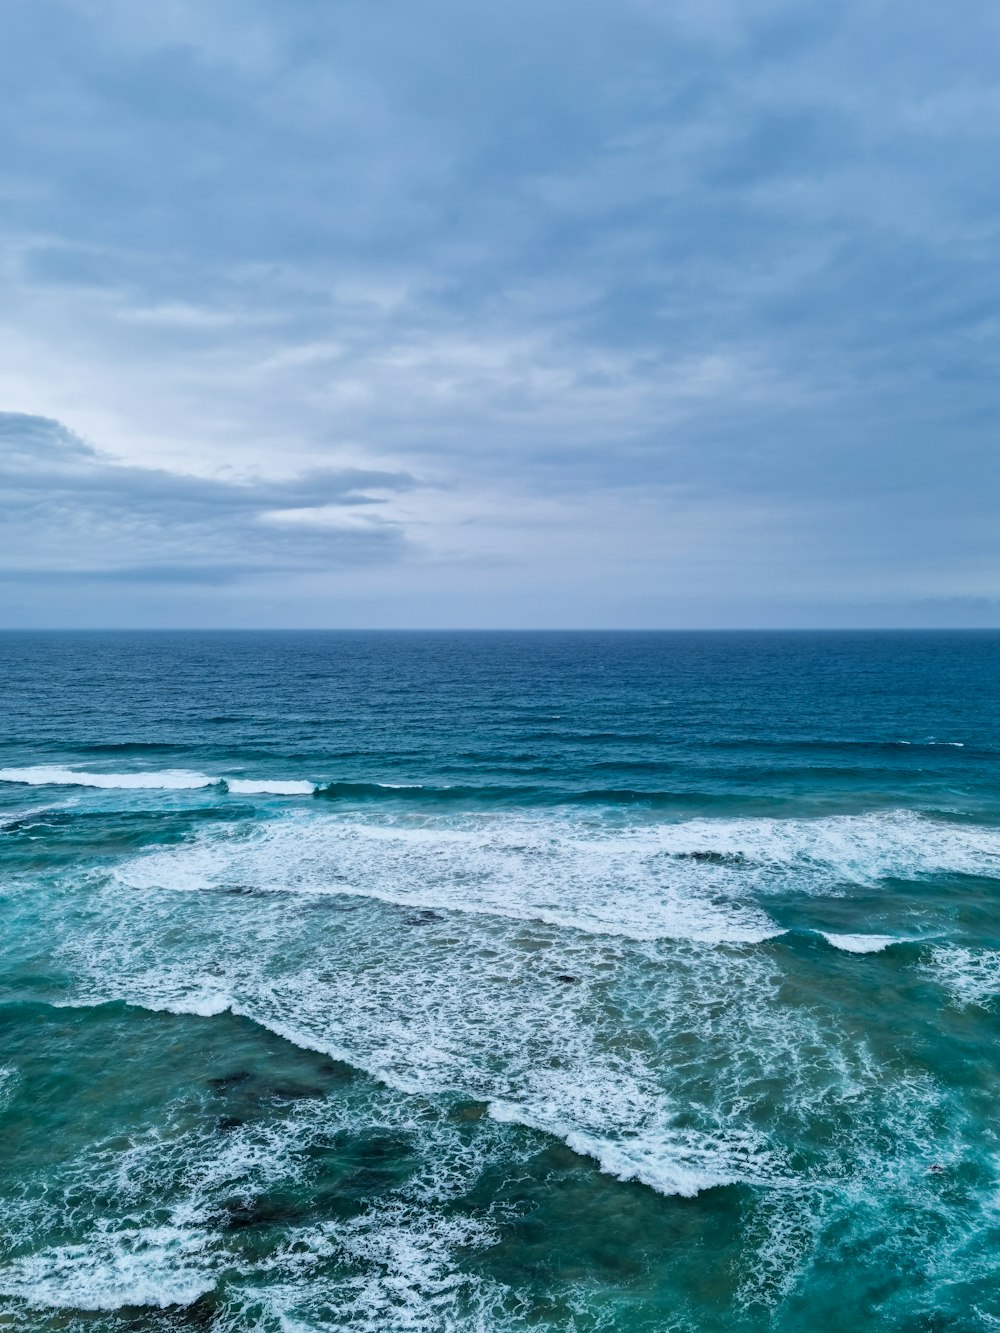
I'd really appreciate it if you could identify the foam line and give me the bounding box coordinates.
[57,989,781,1201]
[820,933,901,954]
[0,766,216,791]
[112,807,1000,951]
[223,778,317,796]
[113,815,780,945]
[0,767,319,796]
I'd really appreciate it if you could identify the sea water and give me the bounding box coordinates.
[0,630,997,1331]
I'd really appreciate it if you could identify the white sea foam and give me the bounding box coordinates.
[0,803,59,829]
[113,811,780,945]
[111,806,1000,954]
[644,808,1000,886]
[897,740,965,747]
[224,779,316,796]
[9,796,997,1326]
[119,992,234,1020]
[0,767,324,798]
[61,878,811,1204]
[925,945,1000,1009]
[109,986,788,1204]
[0,1065,18,1112]
[259,1208,509,1333]
[0,766,215,791]
[821,933,900,954]
[488,1100,780,1197]
[0,1227,215,1311]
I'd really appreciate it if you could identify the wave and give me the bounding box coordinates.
[223,778,316,796]
[0,994,540,1327]
[48,847,996,1302]
[708,738,971,753]
[0,766,217,791]
[113,812,781,945]
[487,1101,781,1198]
[48,990,786,1203]
[0,767,425,800]
[0,803,58,830]
[776,930,916,955]
[111,807,1000,955]
[313,780,763,808]
[818,932,902,954]
[6,763,990,813]
[0,766,317,797]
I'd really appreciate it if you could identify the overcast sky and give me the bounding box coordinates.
[0,0,997,627]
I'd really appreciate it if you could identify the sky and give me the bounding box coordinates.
[0,0,997,628]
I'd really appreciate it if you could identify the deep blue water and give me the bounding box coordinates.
[0,631,998,1330]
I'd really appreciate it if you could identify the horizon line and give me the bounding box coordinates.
[1,626,999,635]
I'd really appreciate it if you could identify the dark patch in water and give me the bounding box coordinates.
[208,1070,254,1090]
[670,850,748,865]
[449,1100,488,1122]
[916,1314,958,1333]
[270,1082,325,1101]
[178,1292,220,1329]
[356,1134,409,1164]
[223,1195,307,1230]
[406,908,444,924]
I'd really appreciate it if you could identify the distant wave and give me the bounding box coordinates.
[705,738,973,756]
[0,766,217,791]
[771,929,916,955]
[0,766,315,796]
[6,758,991,814]
[0,767,770,809]
[223,779,316,796]
[313,780,765,809]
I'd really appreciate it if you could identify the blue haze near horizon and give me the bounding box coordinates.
[0,1,998,627]
[0,629,999,1328]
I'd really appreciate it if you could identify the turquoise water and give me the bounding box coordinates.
[0,630,998,1330]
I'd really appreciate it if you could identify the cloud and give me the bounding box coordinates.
[0,0,997,623]
[0,413,415,582]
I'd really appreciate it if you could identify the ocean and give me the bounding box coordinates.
[0,629,997,1331]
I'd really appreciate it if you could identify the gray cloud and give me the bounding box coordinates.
[0,413,414,581]
[0,0,997,624]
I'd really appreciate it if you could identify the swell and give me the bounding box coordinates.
[0,766,219,792]
[4,765,994,816]
[0,767,313,797]
[313,781,799,811]
[65,742,185,755]
[705,738,978,754]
